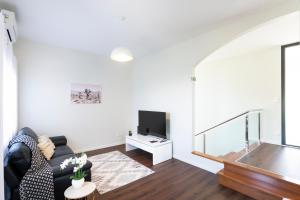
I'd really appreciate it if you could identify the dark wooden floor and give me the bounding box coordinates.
[239,143,300,181]
[86,145,253,200]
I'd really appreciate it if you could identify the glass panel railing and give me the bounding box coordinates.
[194,110,262,161]
[194,132,205,153]
[205,116,246,158]
[247,111,261,149]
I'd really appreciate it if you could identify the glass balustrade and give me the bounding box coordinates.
[194,110,261,161]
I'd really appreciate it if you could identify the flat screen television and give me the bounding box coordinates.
[138,110,166,139]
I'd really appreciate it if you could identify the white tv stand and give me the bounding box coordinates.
[126,134,172,165]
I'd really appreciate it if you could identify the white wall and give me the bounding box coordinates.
[195,47,281,146]
[131,2,298,173]
[16,40,133,152]
[14,0,298,175]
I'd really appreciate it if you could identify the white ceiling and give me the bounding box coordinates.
[0,0,288,57]
[203,11,300,62]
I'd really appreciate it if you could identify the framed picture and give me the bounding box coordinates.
[71,83,101,104]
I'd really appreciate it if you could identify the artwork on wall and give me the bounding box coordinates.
[71,83,101,104]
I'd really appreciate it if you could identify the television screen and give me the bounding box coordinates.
[138,110,166,139]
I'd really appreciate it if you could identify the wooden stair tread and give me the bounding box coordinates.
[221,151,244,161]
[194,143,261,163]
[224,161,300,190]
[219,162,300,200]
[219,170,282,200]
[192,151,224,163]
[221,143,261,161]
[219,170,298,199]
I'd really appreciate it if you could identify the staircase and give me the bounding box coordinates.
[220,151,244,162]
[220,142,260,161]
[193,110,300,200]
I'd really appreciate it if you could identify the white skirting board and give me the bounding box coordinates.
[74,141,125,154]
[173,154,224,174]
[74,140,223,174]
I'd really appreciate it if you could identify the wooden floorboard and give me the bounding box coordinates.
[86,145,253,200]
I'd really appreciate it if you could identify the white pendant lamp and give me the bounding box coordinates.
[110,47,134,62]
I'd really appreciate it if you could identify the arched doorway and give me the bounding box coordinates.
[193,11,300,155]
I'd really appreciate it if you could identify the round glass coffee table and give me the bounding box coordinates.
[64,182,96,200]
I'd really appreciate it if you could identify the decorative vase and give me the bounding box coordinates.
[72,178,85,189]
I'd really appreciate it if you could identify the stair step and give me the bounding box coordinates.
[219,170,282,200]
[219,161,300,200]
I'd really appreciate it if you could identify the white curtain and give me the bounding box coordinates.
[1,16,18,149]
[0,13,5,200]
[0,12,18,200]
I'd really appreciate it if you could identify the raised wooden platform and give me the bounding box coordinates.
[219,161,300,200]
[238,143,300,181]
[193,143,300,200]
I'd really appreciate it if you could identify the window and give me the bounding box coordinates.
[282,42,300,147]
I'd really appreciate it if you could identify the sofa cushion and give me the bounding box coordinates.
[48,154,92,178]
[17,127,38,142]
[52,145,74,159]
[38,135,55,149]
[38,136,55,160]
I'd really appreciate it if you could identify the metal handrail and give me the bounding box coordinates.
[195,109,262,136]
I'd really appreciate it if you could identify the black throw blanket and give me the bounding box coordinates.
[9,134,55,200]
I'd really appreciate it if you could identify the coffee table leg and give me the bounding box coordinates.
[90,191,95,200]
[87,191,95,200]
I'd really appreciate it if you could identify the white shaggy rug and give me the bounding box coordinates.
[89,151,154,194]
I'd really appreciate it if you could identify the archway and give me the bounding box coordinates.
[193,11,300,154]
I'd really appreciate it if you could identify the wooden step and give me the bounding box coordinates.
[219,161,300,200]
[193,142,261,163]
[219,170,281,200]
[192,151,224,163]
[220,151,243,161]
[220,142,261,161]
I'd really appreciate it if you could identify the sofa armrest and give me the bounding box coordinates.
[52,160,92,178]
[49,136,67,146]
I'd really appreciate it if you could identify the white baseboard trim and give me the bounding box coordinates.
[75,142,223,174]
[173,154,223,174]
[74,141,125,154]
